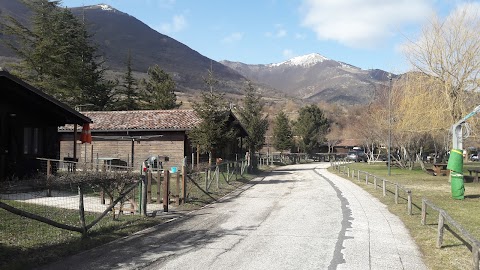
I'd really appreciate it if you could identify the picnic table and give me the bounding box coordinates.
[432,163,449,176]
[467,168,480,183]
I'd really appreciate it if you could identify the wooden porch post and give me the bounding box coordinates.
[196,144,200,170]
[131,138,135,168]
[73,124,77,172]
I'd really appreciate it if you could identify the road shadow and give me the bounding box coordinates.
[251,179,297,184]
[272,168,314,172]
[39,214,258,270]
[263,170,291,176]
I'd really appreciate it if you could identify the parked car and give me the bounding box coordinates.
[346,150,368,162]
[470,152,480,161]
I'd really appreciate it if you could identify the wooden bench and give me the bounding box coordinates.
[467,168,480,183]
[432,163,449,176]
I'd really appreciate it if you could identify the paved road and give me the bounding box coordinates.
[40,163,426,270]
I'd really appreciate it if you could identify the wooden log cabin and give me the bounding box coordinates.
[58,110,248,170]
[0,68,91,181]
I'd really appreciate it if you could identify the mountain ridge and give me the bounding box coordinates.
[221,56,392,105]
[0,0,394,106]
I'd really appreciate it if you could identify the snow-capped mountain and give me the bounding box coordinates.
[222,55,392,105]
[269,53,329,68]
[96,4,114,11]
[0,0,249,95]
[82,4,126,14]
[0,0,394,105]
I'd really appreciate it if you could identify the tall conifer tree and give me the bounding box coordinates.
[140,64,181,110]
[237,81,268,170]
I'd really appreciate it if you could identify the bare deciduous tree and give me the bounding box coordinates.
[403,4,480,122]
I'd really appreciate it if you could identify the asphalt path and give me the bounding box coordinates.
[40,163,426,270]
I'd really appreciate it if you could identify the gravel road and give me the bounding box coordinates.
[40,163,426,270]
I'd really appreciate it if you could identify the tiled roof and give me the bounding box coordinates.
[59,109,202,131]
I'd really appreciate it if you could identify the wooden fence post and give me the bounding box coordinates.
[382,179,386,196]
[437,212,445,248]
[176,171,180,206]
[407,190,412,215]
[157,170,161,204]
[347,167,350,177]
[78,185,87,237]
[181,166,186,204]
[473,244,479,270]
[147,171,152,203]
[205,169,209,192]
[163,170,170,212]
[141,175,147,216]
[227,162,230,182]
[374,176,377,189]
[395,185,399,204]
[100,187,105,205]
[421,199,427,225]
[365,174,369,185]
[46,160,52,197]
[216,166,219,189]
[357,171,360,181]
[235,162,238,181]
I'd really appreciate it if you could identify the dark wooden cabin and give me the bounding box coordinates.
[0,68,91,180]
[58,110,249,170]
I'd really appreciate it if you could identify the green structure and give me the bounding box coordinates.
[447,105,480,200]
[447,149,464,199]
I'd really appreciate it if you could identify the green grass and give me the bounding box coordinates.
[0,202,161,270]
[0,170,256,270]
[331,162,480,270]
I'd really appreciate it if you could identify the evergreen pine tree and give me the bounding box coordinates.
[236,81,269,170]
[273,111,293,153]
[116,50,139,110]
[1,0,115,109]
[188,68,233,165]
[294,105,329,154]
[140,64,181,110]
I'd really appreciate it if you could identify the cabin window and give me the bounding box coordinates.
[23,127,42,155]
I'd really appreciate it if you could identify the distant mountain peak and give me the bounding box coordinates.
[269,53,329,68]
[80,4,124,14]
[97,4,113,11]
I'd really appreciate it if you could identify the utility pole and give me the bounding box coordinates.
[388,75,392,176]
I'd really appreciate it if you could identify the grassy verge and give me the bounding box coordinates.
[330,162,480,270]
[0,171,257,270]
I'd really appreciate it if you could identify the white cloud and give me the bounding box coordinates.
[449,2,480,23]
[282,49,295,59]
[222,32,244,44]
[276,29,287,38]
[300,0,433,48]
[295,33,306,40]
[154,0,176,9]
[266,25,288,38]
[159,14,187,33]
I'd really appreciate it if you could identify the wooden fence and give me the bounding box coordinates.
[331,161,412,215]
[331,160,480,270]
[422,199,480,270]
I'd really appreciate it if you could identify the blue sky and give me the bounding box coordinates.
[61,0,468,73]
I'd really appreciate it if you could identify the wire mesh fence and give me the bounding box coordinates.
[0,157,252,269]
[0,158,250,234]
[0,158,143,237]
